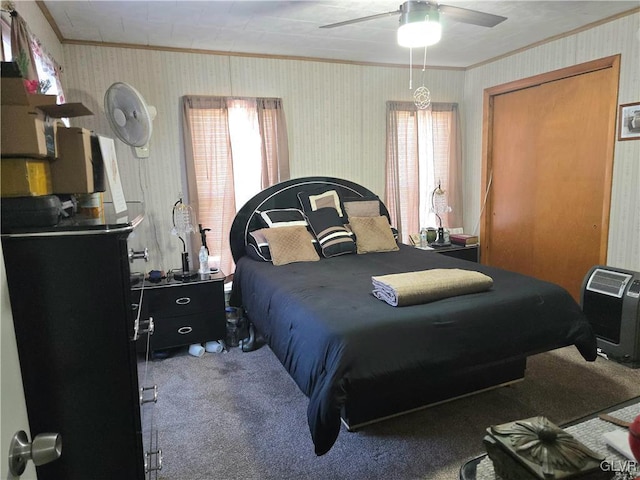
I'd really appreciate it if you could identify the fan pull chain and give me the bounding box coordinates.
[422,44,427,79]
[409,47,413,90]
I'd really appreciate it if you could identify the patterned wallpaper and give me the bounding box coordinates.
[60,46,464,271]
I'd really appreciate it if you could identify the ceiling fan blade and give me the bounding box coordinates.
[438,4,507,28]
[319,9,401,29]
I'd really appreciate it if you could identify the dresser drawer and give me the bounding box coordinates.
[144,283,216,316]
[150,312,218,350]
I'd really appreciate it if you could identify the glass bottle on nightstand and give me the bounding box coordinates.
[419,228,428,248]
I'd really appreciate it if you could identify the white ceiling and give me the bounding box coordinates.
[41,1,639,68]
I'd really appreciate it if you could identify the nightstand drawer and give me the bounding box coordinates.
[438,245,479,262]
[144,283,215,316]
[149,312,218,350]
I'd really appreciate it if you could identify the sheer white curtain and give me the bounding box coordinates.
[182,96,290,276]
[31,35,66,104]
[385,102,463,243]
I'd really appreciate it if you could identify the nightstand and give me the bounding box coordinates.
[132,271,227,352]
[415,244,480,262]
[433,244,479,262]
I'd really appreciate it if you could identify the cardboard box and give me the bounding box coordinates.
[1,76,29,105]
[28,94,58,107]
[1,102,92,159]
[2,64,94,159]
[1,158,53,197]
[1,105,58,157]
[51,127,94,194]
[1,75,57,107]
[0,79,55,106]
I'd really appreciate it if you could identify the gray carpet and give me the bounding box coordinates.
[142,344,640,480]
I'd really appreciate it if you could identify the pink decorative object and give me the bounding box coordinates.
[23,79,39,94]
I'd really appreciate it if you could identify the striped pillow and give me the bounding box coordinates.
[306,207,356,258]
[247,228,271,262]
[298,189,345,219]
[260,208,308,228]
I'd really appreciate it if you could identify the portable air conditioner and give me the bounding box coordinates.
[581,266,640,367]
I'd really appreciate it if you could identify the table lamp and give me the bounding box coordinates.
[171,196,198,280]
[430,181,452,247]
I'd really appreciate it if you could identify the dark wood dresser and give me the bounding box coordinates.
[1,202,150,479]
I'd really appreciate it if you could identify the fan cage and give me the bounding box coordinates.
[104,82,153,148]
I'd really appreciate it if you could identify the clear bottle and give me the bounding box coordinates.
[198,246,208,274]
[419,228,428,248]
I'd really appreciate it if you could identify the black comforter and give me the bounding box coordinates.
[230,245,596,455]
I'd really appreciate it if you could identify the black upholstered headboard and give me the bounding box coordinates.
[229,176,389,263]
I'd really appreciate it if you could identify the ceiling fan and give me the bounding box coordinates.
[320,1,507,47]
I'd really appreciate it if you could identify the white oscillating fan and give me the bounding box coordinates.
[104,82,157,158]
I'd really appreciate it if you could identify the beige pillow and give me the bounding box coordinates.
[344,200,380,218]
[261,226,320,266]
[348,216,399,254]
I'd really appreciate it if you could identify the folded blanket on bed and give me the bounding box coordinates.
[372,268,493,307]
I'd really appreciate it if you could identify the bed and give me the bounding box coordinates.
[228,176,597,456]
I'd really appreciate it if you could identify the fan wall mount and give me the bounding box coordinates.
[104,82,157,158]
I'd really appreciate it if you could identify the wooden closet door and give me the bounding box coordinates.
[484,60,618,301]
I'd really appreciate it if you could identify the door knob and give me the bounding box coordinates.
[9,430,62,476]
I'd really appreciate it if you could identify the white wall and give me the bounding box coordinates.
[463,12,640,271]
[60,46,464,271]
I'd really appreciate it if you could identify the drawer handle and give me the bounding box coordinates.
[175,297,191,305]
[131,317,154,341]
[177,326,193,335]
[139,385,158,405]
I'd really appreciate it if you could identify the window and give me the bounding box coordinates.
[227,99,263,209]
[385,102,463,243]
[1,11,66,107]
[31,36,65,103]
[183,96,289,276]
[1,15,10,60]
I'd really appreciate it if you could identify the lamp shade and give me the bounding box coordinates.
[397,4,441,48]
[398,19,441,47]
[172,201,196,236]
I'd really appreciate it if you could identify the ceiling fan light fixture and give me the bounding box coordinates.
[397,5,441,48]
[397,19,441,47]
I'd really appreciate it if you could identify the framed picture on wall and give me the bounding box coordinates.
[618,102,640,141]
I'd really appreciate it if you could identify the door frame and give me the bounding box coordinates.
[1,248,37,480]
[480,55,620,266]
